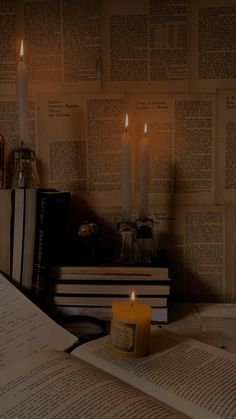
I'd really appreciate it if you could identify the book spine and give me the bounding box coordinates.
[50,273,170,281]
[49,283,170,295]
[51,266,169,278]
[31,194,47,298]
[11,189,25,286]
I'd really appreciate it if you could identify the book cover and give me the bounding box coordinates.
[0,189,13,278]
[32,191,70,300]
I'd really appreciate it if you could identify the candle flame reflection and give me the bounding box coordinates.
[131,291,135,306]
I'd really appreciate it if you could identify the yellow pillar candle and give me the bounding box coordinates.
[110,292,151,357]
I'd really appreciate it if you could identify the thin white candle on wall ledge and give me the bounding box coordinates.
[139,122,149,220]
[121,113,131,222]
[17,40,29,146]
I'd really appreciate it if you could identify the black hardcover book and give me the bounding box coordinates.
[32,191,70,301]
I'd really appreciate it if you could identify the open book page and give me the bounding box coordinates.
[0,274,78,370]
[0,349,187,419]
[73,328,236,419]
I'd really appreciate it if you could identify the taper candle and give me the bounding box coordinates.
[121,114,131,222]
[110,291,151,357]
[139,122,149,219]
[17,40,29,146]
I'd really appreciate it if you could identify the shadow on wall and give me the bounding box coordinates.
[153,161,222,303]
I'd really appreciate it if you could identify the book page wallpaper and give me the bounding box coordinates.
[1,0,236,302]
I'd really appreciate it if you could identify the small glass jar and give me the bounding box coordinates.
[135,218,154,264]
[116,221,137,265]
[12,144,40,188]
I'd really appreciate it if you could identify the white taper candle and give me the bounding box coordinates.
[139,122,149,219]
[17,40,29,146]
[121,114,131,222]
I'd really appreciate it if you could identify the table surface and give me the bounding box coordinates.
[51,303,236,354]
[164,303,236,354]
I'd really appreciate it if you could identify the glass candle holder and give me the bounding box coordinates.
[116,221,137,265]
[135,218,154,264]
[12,144,40,189]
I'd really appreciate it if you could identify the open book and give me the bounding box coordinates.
[0,273,78,370]
[1,273,236,418]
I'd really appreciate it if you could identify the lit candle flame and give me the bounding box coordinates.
[20,40,24,58]
[144,122,147,135]
[125,113,129,131]
[131,291,135,306]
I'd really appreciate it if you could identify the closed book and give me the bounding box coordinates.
[11,188,37,291]
[32,191,70,299]
[51,265,169,280]
[46,294,168,308]
[49,281,170,295]
[0,189,13,277]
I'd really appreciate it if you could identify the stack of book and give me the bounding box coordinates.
[47,265,171,322]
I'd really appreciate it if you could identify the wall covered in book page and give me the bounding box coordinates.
[1,0,236,302]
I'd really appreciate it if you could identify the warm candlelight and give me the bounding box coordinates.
[139,122,149,219]
[121,114,131,222]
[110,291,151,357]
[17,40,29,146]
